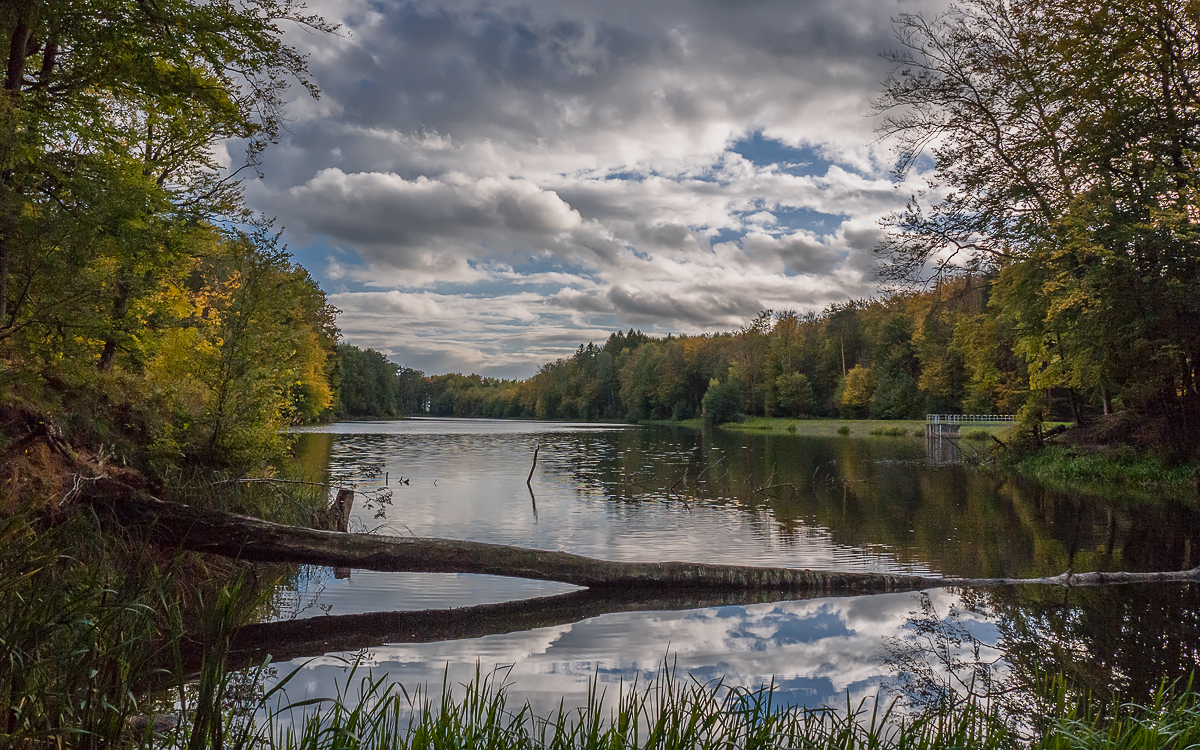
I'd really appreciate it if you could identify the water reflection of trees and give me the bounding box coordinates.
[580,427,1200,582]
[297,426,1199,708]
[882,584,1200,726]
[582,427,1200,708]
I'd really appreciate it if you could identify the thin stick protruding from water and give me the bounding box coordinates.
[527,441,541,486]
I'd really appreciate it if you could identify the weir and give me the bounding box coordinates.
[924,413,1015,438]
[924,414,1015,466]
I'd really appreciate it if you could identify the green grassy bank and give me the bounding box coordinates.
[643,417,933,437]
[1009,446,1200,499]
[642,416,1197,496]
[0,476,329,748]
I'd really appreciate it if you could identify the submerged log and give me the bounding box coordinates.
[86,479,1200,595]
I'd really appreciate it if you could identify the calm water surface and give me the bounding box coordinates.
[269,419,1200,715]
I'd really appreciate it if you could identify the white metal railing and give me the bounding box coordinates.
[926,414,1015,425]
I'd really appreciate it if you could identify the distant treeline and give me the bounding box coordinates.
[333,346,426,419]
[345,277,1101,425]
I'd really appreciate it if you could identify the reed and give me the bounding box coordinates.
[0,471,325,748]
[248,659,1192,750]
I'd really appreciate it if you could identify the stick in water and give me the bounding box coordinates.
[527,440,540,486]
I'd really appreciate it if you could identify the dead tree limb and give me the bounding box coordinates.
[527,441,540,486]
[85,480,1200,595]
[86,482,935,594]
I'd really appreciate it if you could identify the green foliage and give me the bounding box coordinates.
[334,345,426,419]
[0,477,323,747]
[1013,446,1200,498]
[837,425,851,435]
[155,659,1200,749]
[420,288,1062,428]
[141,230,338,470]
[870,371,924,420]
[701,377,743,425]
[840,365,876,419]
[775,371,814,417]
[0,0,342,472]
[874,0,1200,459]
[0,514,163,745]
[870,425,910,436]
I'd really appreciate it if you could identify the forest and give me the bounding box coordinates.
[410,279,1031,425]
[2,0,1200,746]
[3,0,1198,481]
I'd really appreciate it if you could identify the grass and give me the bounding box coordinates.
[1011,446,1200,498]
[0,471,327,748]
[233,661,1200,750]
[714,417,928,436]
[870,425,910,437]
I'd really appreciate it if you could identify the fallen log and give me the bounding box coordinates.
[85,479,1200,595]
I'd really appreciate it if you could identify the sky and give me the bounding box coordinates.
[242,0,947,378]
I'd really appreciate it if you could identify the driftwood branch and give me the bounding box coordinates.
[85,480,1200,596]
[527,441,540,486]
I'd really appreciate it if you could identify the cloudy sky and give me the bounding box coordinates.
[246,0,946,377]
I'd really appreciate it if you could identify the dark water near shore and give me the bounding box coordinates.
[270,419,1200,714]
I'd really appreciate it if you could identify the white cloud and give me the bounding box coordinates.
[244,0,948,375]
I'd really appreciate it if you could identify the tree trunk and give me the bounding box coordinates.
[4,19,29,94]
[85,479,1200,595]
[87,483,934,594]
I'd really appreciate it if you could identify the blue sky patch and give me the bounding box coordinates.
[732,132,830,178]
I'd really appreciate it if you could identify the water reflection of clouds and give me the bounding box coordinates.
[273,422,995,717]
[279,570,582,618]
[271,590,981,715]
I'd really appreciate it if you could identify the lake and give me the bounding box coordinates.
[270,418,1200,717]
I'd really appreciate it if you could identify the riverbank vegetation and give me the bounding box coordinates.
[1010,447,1200,499]
[252,663,1200,750]
[0,0,343,744]
[3,0,1200,746]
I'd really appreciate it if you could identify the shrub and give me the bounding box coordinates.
[774,372,814,417]
[701,378,744,425]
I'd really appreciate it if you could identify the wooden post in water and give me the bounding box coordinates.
[333,488,353,532]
